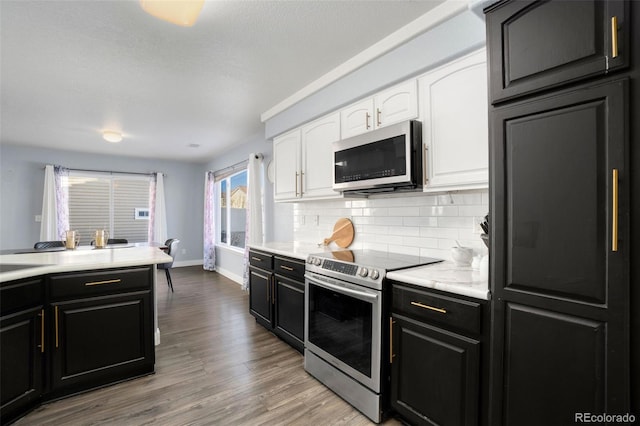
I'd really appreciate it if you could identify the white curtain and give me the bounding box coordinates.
[149,172,168,243]
[203,171,216,271]
[242,153,264,290]
[40,165,69,241]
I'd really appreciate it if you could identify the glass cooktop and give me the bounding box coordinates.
[311,249,442,272]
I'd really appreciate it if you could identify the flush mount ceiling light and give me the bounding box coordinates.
[140,0,205,27]
[102,130,123,143]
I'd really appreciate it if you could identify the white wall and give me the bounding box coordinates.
[293,190,489,261]
[264,9,485,139]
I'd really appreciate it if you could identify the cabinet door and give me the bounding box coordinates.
[500,304,607,425]
[490,80,629,423]
[50,292,154,395]
[0,307,44,424]
[374,80,418,129]
[486,0,628,103]
[274,275,304,353]
[419,49,488,191]
[249,267,272,327]
[391,315,480,426]
[273,129,301,201]
[340,98,374,139]
[301,112,341,199]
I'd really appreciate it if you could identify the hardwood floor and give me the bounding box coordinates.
[17,266,402,426]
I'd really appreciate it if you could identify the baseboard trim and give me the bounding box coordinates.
[170,260,243,286]
[173,259,203,268]
[215,267,243,286]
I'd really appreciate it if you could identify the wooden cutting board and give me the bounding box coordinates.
[323,218,354,248]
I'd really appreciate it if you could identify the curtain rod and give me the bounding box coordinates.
[213,153,262,177]
[44,166,165,177]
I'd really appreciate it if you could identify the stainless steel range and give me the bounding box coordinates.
[304,250,442,423]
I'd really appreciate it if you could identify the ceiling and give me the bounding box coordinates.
[0,0,444,163]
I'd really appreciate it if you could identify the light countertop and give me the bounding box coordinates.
[0,245,173,282]
[249,241,338,261]
[387,261,490,300]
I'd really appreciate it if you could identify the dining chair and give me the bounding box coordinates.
[34,241,65,249]
[158,238,180,292]
[107,238,128,244]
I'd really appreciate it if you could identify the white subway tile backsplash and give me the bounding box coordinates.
[419,205,459,217]
[374,216,404,226]
[293,190,488,259]
[403,216,438,227]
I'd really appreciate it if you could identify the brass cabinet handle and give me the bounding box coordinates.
[251,256,262,262]
[38,309,45,353]
[271,276,276,305]
[376,108,382,127]
[612,168,619,251]
[365,112,371,130]
[410,301,447,314]
[280,265,294,271]
[85,278,121,286]
[611,16,619,58]
[389,317,395,364]
[55,305,60,348]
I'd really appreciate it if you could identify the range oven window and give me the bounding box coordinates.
[334,135,407,183]
[307,282,372,377]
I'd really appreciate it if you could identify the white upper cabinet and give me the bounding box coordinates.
[273,129,301,201]
[419,49,488,192]
[273,113,342,202]
[340,80,418,139]
[301,113,341,199]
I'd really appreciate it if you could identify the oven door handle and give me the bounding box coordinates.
[306,274,379,302]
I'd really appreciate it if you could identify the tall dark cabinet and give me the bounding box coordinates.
[485,0,638,424]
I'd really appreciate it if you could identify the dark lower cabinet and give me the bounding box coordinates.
[248,249,305,353]
[0,266,154,425]
[249,267,273,328]
[50,292,153,397]
[390,283,489,426]
[274,275,304,352]
[391,316,480,426]
[0,306,44,425]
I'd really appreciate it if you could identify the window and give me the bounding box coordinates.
[66,172,150,244]
[218,169,247,249]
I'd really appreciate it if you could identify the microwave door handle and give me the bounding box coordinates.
[306,275,378,302]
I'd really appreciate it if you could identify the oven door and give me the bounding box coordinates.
[304,271,382,392]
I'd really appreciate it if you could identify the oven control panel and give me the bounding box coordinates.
[307,256,382,285]
[322,259,358,276]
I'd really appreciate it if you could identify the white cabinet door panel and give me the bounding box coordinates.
[340,99,374,139]
[420,49,488,191]
[273,130,301,201]
[374,80,418,128]
[301,113,340,199]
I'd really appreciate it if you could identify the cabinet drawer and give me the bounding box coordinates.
[249,250,273,270]
[1,278,44,315]
[393,284,482,336]
[274,256,304,281]
[49,267,152,300]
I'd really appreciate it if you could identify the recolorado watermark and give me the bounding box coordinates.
[575,412,636,423]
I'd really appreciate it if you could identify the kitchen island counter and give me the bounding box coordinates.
[0,245,172,282]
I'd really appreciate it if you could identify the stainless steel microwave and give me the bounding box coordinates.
[332,120,423,194]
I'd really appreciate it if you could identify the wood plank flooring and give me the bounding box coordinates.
[17,266,403,426]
